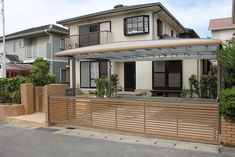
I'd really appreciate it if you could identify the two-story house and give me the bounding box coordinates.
[55,2,221,96]
[0,24,70,83]
[209,17,235,41]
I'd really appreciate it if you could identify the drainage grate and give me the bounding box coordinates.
[66,127,76,130]
[35,127,60,132]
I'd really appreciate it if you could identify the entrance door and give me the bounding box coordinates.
[124,62,136,91]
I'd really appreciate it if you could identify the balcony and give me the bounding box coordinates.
[25,43,51,59]
[65,30,112,50]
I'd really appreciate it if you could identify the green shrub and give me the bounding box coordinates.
[180,88,189,98]
[29,58,55,86]
[95,78,107,98]
[189,74,199,97]
[11,90,21,104]
[188,74,217,99]
[95,74,119,98]
[111,74,118,96]
[0,76,29,104]
[219,87,235,122]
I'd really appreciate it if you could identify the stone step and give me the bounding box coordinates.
[5,117,46,127]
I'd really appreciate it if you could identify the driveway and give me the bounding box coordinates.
[0,122,224,157]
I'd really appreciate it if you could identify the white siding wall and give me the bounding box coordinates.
[211,29,235,41]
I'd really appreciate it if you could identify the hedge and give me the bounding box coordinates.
[219,87,235,122]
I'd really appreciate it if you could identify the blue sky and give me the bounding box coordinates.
[1,0,233,38]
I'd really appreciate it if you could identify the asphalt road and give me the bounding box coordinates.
[0,122,225,157]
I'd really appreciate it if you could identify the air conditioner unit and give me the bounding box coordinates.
[67,44,72,49]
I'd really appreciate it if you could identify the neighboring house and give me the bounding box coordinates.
[233,0,235,23]
[209,17,235,41]
[55,2,221,96]
[0,24,70,83]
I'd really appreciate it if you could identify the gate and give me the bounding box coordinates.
[48,96,219,144]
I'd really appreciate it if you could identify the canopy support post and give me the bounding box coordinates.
[107,61,112,98]
[71,57,76,96]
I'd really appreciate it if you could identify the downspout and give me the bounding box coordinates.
[44,24,54,74]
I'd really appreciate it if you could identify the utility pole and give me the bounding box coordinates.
[1,0,6,78]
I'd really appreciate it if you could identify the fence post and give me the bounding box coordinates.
[90,102,93,126]
[115,104,117,129]
[217,101,221,145]
[176,104,179,137]
[144,103,146,133]
[47,95,51,127]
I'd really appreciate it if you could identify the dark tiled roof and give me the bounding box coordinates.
[179,28,200,38]
[1,24,69,41]
[6,54,20,62]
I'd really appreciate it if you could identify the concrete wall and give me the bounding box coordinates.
[211,29,235,41]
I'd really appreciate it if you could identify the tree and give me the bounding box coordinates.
[219,37,235,87]
[29,58,56,86]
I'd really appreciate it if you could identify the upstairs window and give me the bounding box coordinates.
[157,19,163,37]
[124,15,149,36]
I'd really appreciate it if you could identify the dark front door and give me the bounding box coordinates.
[124,62,136,91]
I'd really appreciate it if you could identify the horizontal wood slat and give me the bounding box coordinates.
[48,96,219,144]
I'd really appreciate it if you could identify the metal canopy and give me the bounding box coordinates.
[54,39,221,62]
[75,45,218,62]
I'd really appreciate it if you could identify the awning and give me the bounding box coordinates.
[54,39,222,62]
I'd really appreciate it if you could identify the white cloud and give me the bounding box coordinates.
[0,0,232,37]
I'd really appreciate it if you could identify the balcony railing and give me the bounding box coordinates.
[25,43,51,59]
[65,30,112,50]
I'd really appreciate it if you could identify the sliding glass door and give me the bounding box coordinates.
[80,61,107,88]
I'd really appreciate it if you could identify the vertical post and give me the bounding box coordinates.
[1,0,6,78]
[47,95,51,127]
[217,60,222,145]
[107,61,112,98]
[71,57,76,96]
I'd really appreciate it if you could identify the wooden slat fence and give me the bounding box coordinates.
[48,96,219,144]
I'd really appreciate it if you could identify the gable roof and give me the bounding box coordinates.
[209,17,235,31]
[57,2,187,33]
[0,24,69,41]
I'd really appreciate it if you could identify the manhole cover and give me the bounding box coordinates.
[35,127,60,132]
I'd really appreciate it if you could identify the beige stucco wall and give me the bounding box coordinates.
[153,14,178,39]
[68,10,180,45]
[211,29,235,41]
[136,61,152,90]
[182,59,199,89]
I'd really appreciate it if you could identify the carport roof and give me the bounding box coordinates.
[54,39,222,62]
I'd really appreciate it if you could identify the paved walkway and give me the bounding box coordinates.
[0,121,224,157]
